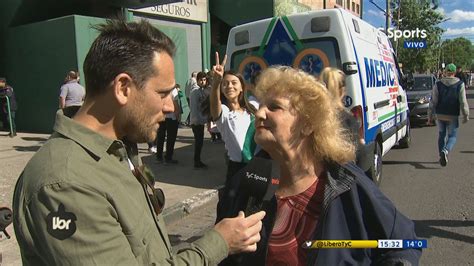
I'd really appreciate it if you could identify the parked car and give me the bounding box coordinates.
[407,74,436,124]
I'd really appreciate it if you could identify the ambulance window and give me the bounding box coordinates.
[300,37,342,71]
[235,30,249,46]
[311,17,330,32]
[352,19,360,33]
[392,53,404,87]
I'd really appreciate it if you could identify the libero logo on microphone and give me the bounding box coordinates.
[246,172,268,182]
[383,28,428,49]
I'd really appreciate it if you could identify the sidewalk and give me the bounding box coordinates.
[0,127,227,265]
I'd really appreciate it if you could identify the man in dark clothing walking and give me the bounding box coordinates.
[428,63,469,166]
[189,72,210,169]
[0,77,17,136]
[156,84,181,164]
[455,66,468,87]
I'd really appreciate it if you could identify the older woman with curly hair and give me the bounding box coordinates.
[222,66,421,265]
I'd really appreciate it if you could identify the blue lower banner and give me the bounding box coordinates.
[403,239,428,249]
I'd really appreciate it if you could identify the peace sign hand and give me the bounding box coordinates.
[212,52,227,81]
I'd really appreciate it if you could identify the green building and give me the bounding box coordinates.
[1,0,332,133]
[0,0,212,133]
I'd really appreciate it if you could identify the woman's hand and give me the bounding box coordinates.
[211,52,227,83]
[210,52,227,120]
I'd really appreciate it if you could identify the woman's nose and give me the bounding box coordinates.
[255,106,266,120]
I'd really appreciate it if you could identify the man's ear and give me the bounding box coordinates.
[113,73,134,106]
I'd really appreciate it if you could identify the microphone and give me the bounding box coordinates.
[0,207,13,239]
[235,155,279,216]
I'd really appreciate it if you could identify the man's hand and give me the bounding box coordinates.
[427,114,436,126]
[214,211,265,255]
[462,116,469,124]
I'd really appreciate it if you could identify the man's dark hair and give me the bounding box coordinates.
[196,72,207,81]
[83,19,176,97]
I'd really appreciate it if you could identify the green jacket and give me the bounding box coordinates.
[13,111,228,265]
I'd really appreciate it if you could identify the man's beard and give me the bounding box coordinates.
[122,107,156,143]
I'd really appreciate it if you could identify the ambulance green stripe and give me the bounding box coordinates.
[258,17,278,57]
[377,108,408,122]
[281,16,304,51]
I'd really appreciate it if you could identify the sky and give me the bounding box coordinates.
[363,0,474,42]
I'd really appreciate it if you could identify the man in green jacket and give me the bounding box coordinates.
[12,19,265,265]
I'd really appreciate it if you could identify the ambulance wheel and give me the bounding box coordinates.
[367,141,382,186]
[398,121,411,148]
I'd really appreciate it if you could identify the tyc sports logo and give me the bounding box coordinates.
[246,172,268,183]
[383,28,428,49]
[46,203,77,240]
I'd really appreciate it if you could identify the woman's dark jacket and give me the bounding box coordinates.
[221,163,422,265]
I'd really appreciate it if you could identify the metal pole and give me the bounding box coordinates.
[386,0,391,31]
[395,0,402,54]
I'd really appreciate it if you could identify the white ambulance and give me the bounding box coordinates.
[225,8,410,185]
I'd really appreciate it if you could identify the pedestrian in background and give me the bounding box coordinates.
[209,53,258,222]
[12,19,265,265]
[59,70,85,118]
[455,66,468,87]
[0,77,17,135]
[184,71,197,126]
[156,84,181,164]
[190,71,210,169]
[428,63,469,166]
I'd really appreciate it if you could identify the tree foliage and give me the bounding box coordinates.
[392,0,444,73]
[441,38,474,71]
[274,0,310,16]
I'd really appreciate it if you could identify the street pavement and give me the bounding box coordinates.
[0,126,227,265]
[380,86,474,265]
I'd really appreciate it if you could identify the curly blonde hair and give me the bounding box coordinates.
[319,67,346,108]
[255,66,355,164]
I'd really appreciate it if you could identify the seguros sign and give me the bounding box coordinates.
[132,0,208,23]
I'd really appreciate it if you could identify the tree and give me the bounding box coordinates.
[440,38,474,71]
[274,0,310,16]
[392,0,444,73]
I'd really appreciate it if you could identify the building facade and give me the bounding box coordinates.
[0,0,211,133]
[0,0,362,133]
